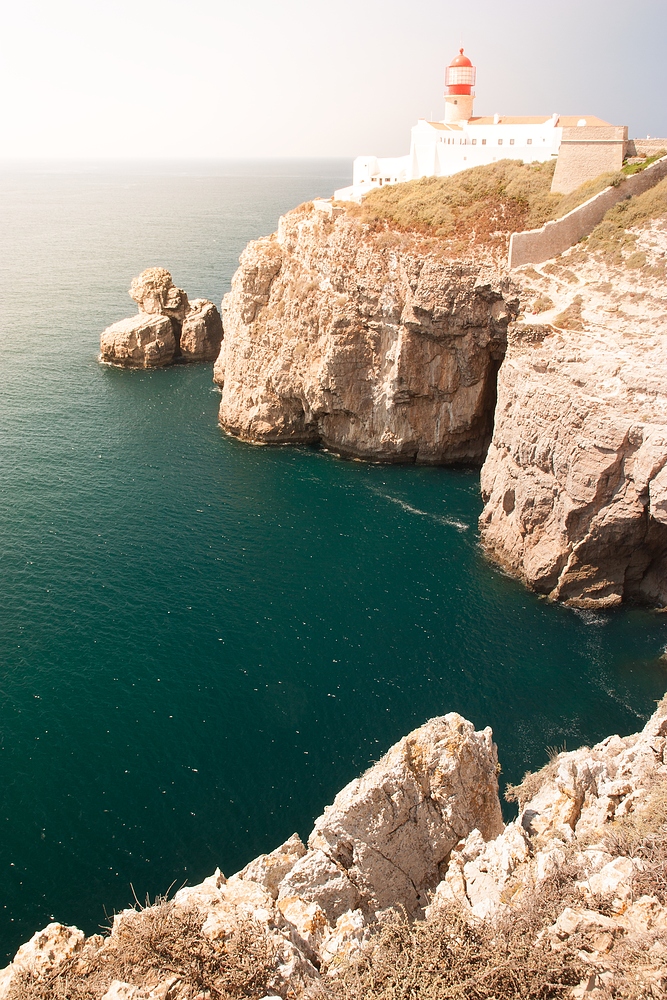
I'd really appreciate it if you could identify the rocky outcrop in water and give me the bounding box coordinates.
[100,268,223,368]
[479,222,667,607]
[2,700,666,998]
[214,206,517,463]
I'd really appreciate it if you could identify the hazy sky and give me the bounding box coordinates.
[1,0,665,159]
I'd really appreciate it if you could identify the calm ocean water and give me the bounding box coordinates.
[1,159,666,960]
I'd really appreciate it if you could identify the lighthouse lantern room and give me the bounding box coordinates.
[444,49,476,124]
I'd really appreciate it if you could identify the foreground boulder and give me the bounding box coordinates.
[0,712,503,997]
[2,701,666,998]
[214,204,517,463]
[299,713,504,917]
[100,268,222,368]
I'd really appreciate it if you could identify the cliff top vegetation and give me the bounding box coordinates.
[343,160,624,246]
[582,175,667,264]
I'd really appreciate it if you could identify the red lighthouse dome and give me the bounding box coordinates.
[445,48,476,95]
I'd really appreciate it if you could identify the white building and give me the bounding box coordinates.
[334,49,625,200]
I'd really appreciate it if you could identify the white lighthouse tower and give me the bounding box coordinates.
[444,48,476,124]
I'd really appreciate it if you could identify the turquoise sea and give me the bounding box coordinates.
[1,160,666,961]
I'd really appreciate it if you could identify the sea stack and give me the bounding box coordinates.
[100,267,223,367]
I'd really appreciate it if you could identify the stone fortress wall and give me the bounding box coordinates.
[509,151,667,269]
[550,125,627,194]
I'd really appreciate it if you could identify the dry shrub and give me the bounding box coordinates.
[322,898,585,1000]
[346,160,610,247]
[532,296,554,313]
[602,931,667,1000]
[586,175,667,260]
[505,758,559,807]
[604,777,667,858]
[8,899,279,1000]
[604,777,667,904]
[553,296,583,330]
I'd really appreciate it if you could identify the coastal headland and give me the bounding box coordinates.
[213,158,667,609]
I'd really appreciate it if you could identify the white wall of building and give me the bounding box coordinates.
[335,116,563,201]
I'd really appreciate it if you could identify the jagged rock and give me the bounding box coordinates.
[238,833,307,899]
[518,699,667,843]
[428,822,531,918]
[180,299,224,362]
[318,908,367,968]
[277,897,330,955]
[277,850,361,922]
[0,923,87,999]
[583,856,634,906]
[129,267,189,322]
[100,313,177,367]
[215,206,517,463]
[291,713,504,918]
[100,269,223,368]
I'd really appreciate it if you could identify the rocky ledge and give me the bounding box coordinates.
[2,700,666,999]
[100,268,223,367]
[214,206,517,463]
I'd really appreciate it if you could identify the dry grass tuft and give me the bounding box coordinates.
[320,895,585,1000]
[532,296,554,313]
[553,296,583,330]
[7,899,279,1000]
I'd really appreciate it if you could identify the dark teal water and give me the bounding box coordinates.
[1,160,666,962]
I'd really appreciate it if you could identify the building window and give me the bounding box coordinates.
[472,138,477,145]
[482,139,486,145]
[509,138,515,145]
[498,138,503,145]
[527,138,532,145]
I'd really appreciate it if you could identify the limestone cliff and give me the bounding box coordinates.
[479,219,667,607]
[215,195,667,609]
[214,205,517,463]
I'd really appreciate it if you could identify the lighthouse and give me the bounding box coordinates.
[444,48,476,124]
[334,45,627,201]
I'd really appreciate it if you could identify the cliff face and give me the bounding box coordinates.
[216,199,667,608]
[214,206,517,463]
[479,222,667,607]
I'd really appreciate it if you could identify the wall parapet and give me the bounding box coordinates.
[509,154,667,269]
